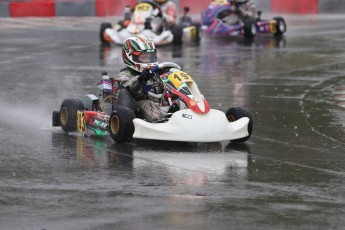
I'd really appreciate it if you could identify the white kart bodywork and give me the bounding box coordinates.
[105,2,174,46]
[133,109,249,142]
[103,2,197,46]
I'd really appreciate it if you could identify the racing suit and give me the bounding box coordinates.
[159,1,177,27]
[224,0,256,25]
[117,67,166,122]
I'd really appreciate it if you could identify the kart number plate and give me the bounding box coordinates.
[270,20,277,34]
[168,71,193,89]
[135,3,152,12]
[213,0,228,5]
[77,111,86,133]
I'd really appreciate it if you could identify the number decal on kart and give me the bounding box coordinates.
[135,3,152,12]
[168,71,193,89]
[213,0,228,5]
[77,111,86,133]
[187,26,197,40]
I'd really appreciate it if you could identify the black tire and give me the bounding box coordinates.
[272,17,287,36]
[59,99,85,133]
[193,22,202,43]
[172,25,184,46]
[243,18,256,39]
[226,107,253,143]
[99,22,112,46]
[109,106,136,143]
[52,111,60,127]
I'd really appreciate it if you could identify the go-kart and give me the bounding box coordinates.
[100,1,201,46]
[52,62,253,143]
[201,0,286,39]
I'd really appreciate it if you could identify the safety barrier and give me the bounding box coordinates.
[0,0,137,17]
[0,0,344,17]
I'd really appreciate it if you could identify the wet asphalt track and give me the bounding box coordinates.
[1,15,345,229]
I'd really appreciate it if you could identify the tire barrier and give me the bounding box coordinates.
[0,0,344,17]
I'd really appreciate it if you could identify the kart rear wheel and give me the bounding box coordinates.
[243,18,256,39]
[193,22,202,43]
[226,107,253,143]
[60,99,85,133]
[273,17,287,36]
[109,106,135,143]
[100,22,112,46]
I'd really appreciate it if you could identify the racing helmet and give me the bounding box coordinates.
[154,0,168,4]
[122,35,158,72]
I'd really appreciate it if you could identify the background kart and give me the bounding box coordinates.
[201,0,287,39]
[52,62,253,144]
[100,1,201,46]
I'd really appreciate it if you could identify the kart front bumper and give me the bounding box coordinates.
[133,109,249,142]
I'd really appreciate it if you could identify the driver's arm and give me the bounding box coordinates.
[118,70,143,95]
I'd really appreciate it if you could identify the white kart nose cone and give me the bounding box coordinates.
[133,109,249,142]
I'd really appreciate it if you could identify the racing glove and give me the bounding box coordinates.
[138,68,155,83]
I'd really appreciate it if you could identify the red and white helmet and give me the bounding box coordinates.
[122,35,158,72]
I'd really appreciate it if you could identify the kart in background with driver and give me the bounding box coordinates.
[201,0,286,39]
[99,1,201,46]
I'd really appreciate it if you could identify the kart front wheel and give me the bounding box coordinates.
[60,99,85,133]
[52,111,60,127]
[172,25,184,45]
[272,17,287,36]
[226,107,253,143]
[109,106,135,143]
[100,22,113,46]
[243,18,256,39]
[192,22,202,43]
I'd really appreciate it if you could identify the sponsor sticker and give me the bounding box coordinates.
[182,113,192,119]
[93,119,108,129]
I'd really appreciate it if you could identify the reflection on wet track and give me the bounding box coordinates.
[52,132,250,187]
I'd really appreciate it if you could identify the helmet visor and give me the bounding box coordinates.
[132,50,157,63]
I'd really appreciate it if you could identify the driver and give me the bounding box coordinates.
[116,35,166,122]
[221,0,256,25]
[153,0,177,27]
